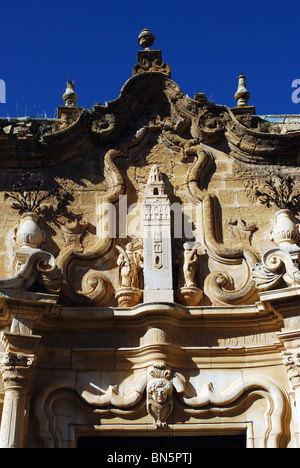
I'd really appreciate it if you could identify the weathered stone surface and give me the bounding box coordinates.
[0,31,299,448]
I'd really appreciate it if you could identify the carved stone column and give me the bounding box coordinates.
[0,350,36,448]
[278,330,300,446]
[0,331,41,448]
[0,291,58,448]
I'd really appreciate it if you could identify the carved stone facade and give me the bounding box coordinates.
[0,30,300,448]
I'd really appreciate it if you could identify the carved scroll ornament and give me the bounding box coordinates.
[252,209,300,291]
[55,148,127,305]
[179,143,259,305]
[34,366,290,448]
[252,248,300,291]
[0,249,63,295]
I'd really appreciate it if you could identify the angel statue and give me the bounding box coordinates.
[183,242,199,288]
[116,242,143,289]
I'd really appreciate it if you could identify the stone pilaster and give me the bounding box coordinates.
[0,291,58,447]
[278,330,300,446]
[0,350,36,448]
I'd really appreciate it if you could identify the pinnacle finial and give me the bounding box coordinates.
[62,75,78,107]
[234,72,250,107]
[138,28,156,50]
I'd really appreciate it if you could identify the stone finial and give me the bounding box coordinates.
[234,71,250,107]
[133,29,171,77]
[62,75,78,107]
[138,28,156,50]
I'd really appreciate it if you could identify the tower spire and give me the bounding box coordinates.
[143,165,174,303]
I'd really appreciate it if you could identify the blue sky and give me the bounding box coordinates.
[1,0,300,118]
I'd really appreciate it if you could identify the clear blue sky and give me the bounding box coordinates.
[1,0,300,118]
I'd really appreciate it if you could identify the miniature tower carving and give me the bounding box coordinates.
[143,165,174,303]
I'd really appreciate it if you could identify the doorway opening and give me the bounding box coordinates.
[77,434,246,449]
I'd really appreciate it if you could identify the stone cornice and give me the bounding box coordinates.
[34,302,283,331]
[1,72,300,170]
[0,290,59,330]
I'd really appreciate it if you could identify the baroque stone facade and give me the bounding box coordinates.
[0,29,300,448]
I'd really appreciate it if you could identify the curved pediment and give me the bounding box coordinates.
[0,29,300,313]
[1,61,300,169]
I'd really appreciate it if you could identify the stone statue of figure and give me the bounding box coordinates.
[116,243,143,289]
[183,242,199,288]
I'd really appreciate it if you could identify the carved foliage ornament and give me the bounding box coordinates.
[282,351,300,387]
[0,352,35,390]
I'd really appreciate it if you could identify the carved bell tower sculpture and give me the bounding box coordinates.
[143,165,174,302]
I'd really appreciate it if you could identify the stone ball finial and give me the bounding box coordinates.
[138,28,156,49]
[234,71,250,107]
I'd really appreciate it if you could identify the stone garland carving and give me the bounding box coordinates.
[177,375,290,448]
[34,364,291,447]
